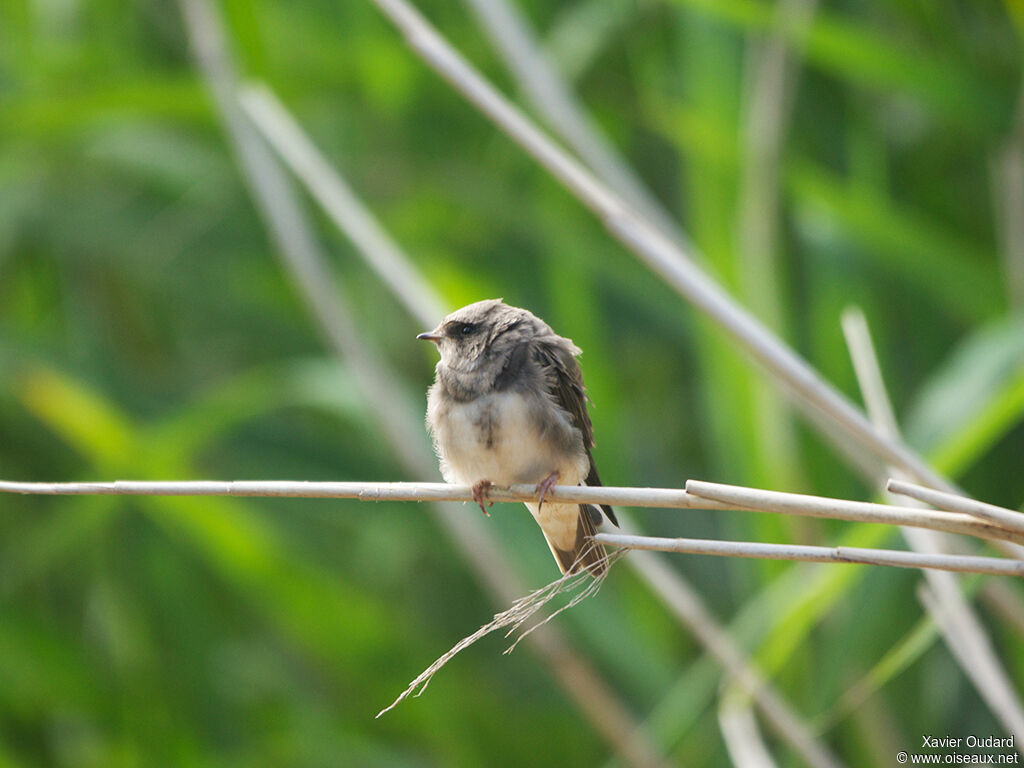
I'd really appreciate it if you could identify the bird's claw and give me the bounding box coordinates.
[471,480,493,516]
[536,472,559,511]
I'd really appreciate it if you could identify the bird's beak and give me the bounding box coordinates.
[417,331,443,343]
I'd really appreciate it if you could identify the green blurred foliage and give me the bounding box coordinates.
[1,0,1023,765]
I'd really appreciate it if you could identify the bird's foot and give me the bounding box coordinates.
[471,480,493,516]
[535,472,560,511]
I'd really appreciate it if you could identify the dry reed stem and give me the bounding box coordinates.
[887,479,1024,536]
[367,0,950,495]
[238,79,842,768]
[378,545,623,717]
[596,534,1024,578]
[5,478,1021,548]
[841,307,1024,749]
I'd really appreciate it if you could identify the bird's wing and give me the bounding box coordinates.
[534,338,619,527]
[534,338,593,446]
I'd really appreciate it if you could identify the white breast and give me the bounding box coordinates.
[431,390,587,488]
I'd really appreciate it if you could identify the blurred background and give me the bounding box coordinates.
[2,0,1024,765]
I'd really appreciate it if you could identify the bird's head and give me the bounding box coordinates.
[417,299,538,372]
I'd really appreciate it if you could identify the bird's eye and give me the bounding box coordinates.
[456,323,477,336]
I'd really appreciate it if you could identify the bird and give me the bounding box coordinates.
[417,299,619,577]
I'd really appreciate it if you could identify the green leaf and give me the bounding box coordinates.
[788,161,1001,323]
[906,315,1024,457]
[666,0,1002,129]
[16,368,135,470]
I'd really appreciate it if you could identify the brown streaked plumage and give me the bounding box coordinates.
[418,299,618,576]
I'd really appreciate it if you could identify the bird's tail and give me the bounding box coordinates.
[548,504,608,578]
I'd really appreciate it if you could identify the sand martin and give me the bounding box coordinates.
[418,299,618,576]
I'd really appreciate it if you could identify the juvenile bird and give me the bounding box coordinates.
[418,299,618,577]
